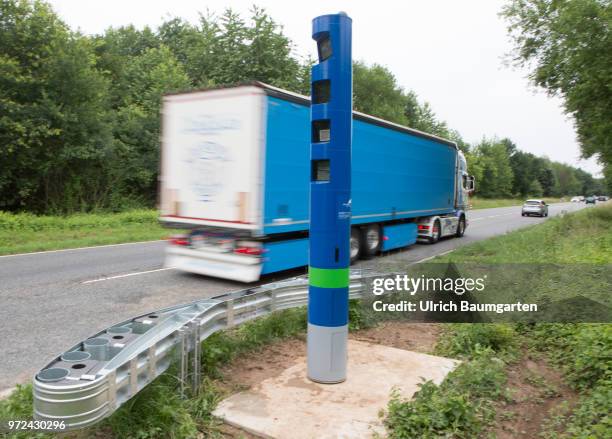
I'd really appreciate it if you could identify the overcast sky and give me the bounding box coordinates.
[48,0,601,176]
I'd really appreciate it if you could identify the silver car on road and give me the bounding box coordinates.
[521,199,548,217]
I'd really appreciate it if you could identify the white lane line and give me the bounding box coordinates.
[470,212,515,222]
[470,211,515,219]
[0,386,16,400]
[82,267,174,284]
[0,240,165,259]
[411,249,455,265]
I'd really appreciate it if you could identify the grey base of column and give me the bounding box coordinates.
[307,323,348,384]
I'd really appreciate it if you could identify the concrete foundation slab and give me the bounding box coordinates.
[213,340,459,438]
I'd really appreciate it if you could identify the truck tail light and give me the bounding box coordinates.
[234,246,265,256]
[168,235,189,246]
[418,225,430,231]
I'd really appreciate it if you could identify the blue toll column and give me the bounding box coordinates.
[307,12,353,383]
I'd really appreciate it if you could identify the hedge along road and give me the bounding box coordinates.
[0,202,586,394]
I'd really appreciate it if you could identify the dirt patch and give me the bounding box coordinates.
[220,336,307,392]
[492,349,578,439]
[350,321,441,353]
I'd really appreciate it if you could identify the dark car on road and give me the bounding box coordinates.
[585,196,597,204]
[521,199,549,217]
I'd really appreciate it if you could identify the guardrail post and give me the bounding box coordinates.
[308,12,353,384]
[179,328,188,398]
[226,299,235,327]
[191,321,201,394]
[148,345,156,380]
[107,370,117,410]
[129,357,138,397]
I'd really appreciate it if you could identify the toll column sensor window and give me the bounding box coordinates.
[312,80,331,104]
[317,35,332,61]
[312,159,330,182]
[312,119,330,143]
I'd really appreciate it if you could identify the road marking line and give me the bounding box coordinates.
[82,267,174,284]
[0,240,165,259]
[470,211,515,222]
[411,249,455,265]
[0,386,16,400]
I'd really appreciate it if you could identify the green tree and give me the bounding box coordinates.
[189,7,306,91]
[93,25,160,104]
[471,139,514,198]
[550,162,582,196]
[602,166,612,195]
[158,17,214,87]
[408,99,451,138]
[110,46,191,206]
[0,0,112,212]
[502,0,612,172]
[352,61,457,141]
[353,61,410,125]
[527,179,544,197]
[158,8,309,93]
[537,165,556,196]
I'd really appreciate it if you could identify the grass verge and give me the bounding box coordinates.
[440,203,612,264]
[0,210,180,255]
[520,323,612,438]
[384,204,611,438]
[385,324,517,438]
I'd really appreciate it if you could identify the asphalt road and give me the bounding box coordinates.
[0,202,586,393]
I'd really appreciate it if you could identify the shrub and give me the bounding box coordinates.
[385,350,507,438]
[435,324,517,359]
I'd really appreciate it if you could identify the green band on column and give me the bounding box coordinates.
[309,267,349,288]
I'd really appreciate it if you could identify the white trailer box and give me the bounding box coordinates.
[160,86,266,231]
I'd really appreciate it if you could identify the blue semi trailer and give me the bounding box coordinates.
[159,82,474,282]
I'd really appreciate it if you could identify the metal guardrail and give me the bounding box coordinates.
[32,270,380,430]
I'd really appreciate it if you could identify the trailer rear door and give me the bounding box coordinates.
[160,86,265,231]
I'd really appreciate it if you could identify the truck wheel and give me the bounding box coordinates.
[361,224,381,258]
[429,220,441,244]
[456,217,466,237]
[350,228,361,264]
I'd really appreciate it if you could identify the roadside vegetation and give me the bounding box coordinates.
[385,322,611,438]
[385,324,517,438]
[0,197,574,256]
[0,210,179,255]
[384,204,611,438]
[439,202,612,265]
[520,324,611,438]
